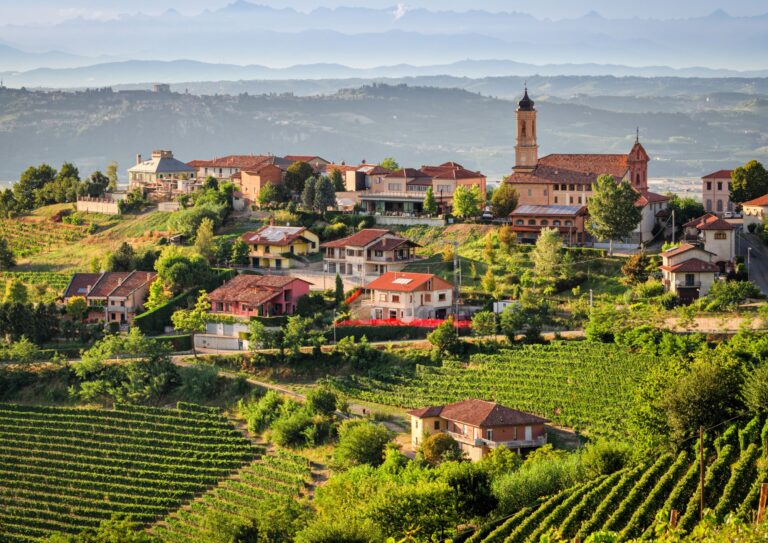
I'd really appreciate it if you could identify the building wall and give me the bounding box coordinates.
[370,287,453,321]
[702,230,735,263]
[515,183,551,206]
[410,415,443,448]
[702,177,733,215]
[76,198,120,215]
[668,271,717,296]
[743,204,767,228]
[240,166,284,204]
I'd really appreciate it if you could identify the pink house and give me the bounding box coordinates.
[208,275,312,317]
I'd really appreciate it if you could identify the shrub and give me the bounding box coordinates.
[177,362,219,401]
[305,386,339,417]
[581,440,631,477]
[334,420,391,468]
[271,408,316,448]
[420,432,462,465]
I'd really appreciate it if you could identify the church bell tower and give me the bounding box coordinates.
[514,87,538,172]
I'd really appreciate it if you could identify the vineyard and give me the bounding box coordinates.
[0,402,257,543]
[329,341,659,438]
[467,418,768,542]
[151,450,312,542]
[0,272,71,302]
[0,219,87,258]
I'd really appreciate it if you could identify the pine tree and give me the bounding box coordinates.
[301,177,318,210]
[330,168,346,192]
[335,274,345,305]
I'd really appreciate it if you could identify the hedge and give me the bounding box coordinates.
[251,315,288,327]
[330,324,471,342]
[155,334,193,352]
[133,269,234,335]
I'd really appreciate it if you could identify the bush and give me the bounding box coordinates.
[334,420,391,468]
[420,432,462,465]
[155,334,192,351]
[177,362,219,401]
[238,390,284,434]
[271,408,316,448]
[305,387,339,417]
[581,440,631,477]
[700,280,763,311]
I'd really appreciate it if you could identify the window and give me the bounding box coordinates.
[424,294,431,303]
[569,184,575,191]
[527,189,532,197]
[528,219,536,225]
[553,220,561,226]
[374,250,383,257]
[486,429,493,441]
[387,183,400,191]
[434,420,440,430]
[378,293,387,302]
[706,199,712,211]
[392,295,400,303]
[569,196,574,204]
[415,420,419,429]
[264,245,270,254]
[716,200,723,212]
[635,173,640,186]
[554,197,559,203]
[513,427,518,440]
[685,273,695,287]
[578,196,583,204]
[706,181,712,190]
[462,424,467,435]
[521,121,526,137]
[565,220,573,226]
[541,220,548,226]
[515,219,524,225]
[714,232,727,240]
[543,189,548,196]
[561,184,567,191]
[717,182,723,191]
[438,293,446,301]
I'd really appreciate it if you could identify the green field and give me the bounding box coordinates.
[0,402,256,543]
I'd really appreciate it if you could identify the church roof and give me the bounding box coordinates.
[538,154,630,179]
[518,88,535,111]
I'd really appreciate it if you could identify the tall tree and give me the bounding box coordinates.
[285,161,315,194]
[334,274,345,306]
[194,217,216,263]
[621,251,653,285]
[144,280,171,312]
[666,194,704,228]
[452,185,481,219]
[531,227,566,288]
[301,176,318,210]
[314,176,336,213]
[423,186,438,216]
[0,238,16,270]
[231,238,250,266]
[4,279,28,305]
[80,171,110,198]
[586,175,642,255]
[378,157,399,171]
[106,242,136,272]
[490,182,519,218]
[14,164,57,209]
[171,291,210,359]
[329,168,346,192]
[106,161,119,191]
[258,183,280,207]
[730,160,768,203]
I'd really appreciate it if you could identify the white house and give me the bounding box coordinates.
[659,244,720,303]
[366,272,453,321]
[682,213,736,267]
[743,194,768,230]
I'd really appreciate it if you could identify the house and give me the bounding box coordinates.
[682,213,736,266]
[510,204,588,244]
[187,155,283,182]
[660,244,720,303]
[504,88,668,247]
[742,194,768,229]
[702,170,734,216]
[357,163,486,217]
[127,150,197,199]
[62,271,156,325]
[238,162,288,206]
[321,228,420,278]
[241,225,320,269]
[407,399,549,461]
[366,271,453,321]
[284,155,330,172]
[208,274,312,317]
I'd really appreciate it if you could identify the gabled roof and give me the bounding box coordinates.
[111,271,157,298]
[408,399,550,427]
[661,243,715,259]
[63,271,156,299]
[684,213,735,231]
[385,168,431,179]
[284,155,329,164]
[242,225,310,246]
[368,238,419,252]
[320,228,391,249]
[702,169,733,179]
[420,163,485,180]
[63,273,102,298]
[635,190,670,207]
[209,274,311,305]
[128,151,195,174]
[511,204,586,217]
[660,258,719,273]
[357,165,392,175]
[743,194,768,207]
[538,153,630,179]
[187,155,271,170]
[365,272,452,293]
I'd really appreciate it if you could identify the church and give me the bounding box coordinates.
[505,89,669,248]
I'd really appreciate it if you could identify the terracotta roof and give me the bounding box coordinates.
[187,155,272,170]
[661,243,715,258]
[702,169,733,179]
[365,272,452,293]
[635,190,670,207]
[421,163,485,180]
[88,272,133,298]
[110,271,157,298]
[325,164,360,173]
[684,213,735,231]
[506,164,606,185]
[368,238,418,252]
[408,400,549,427]
[357,165,392,175]
[320,228,391,249]
[63,273,102,298]
[209,274,310,305]
[660,258,719,273]
[284,155,328,164]
[538,153,630,178]
[385,168,431,179]
[743,194,768,207]
[242,226,311,247]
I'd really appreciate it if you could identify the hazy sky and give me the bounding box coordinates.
[0,0,766,25]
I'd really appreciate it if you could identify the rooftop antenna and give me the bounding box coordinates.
[636,126,640,143]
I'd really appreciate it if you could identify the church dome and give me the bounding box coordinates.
[518,88,535,111]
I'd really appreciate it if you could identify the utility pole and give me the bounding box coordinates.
[748,247,752,281]
[453,241,460,322]
[671,209,675,244]
[699,426,705,522]
[589,289,593,313]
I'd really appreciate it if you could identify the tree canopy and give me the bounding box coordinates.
[730,160,768,203]
[452,185,481,218]
[586,175,642,254]
[490,182,519,218]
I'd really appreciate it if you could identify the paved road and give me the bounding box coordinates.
[739,233,768,295]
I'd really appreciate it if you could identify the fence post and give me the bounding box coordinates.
[669,509,679,529]
[757,483,768,525]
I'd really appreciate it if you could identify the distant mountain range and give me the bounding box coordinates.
[3,57,768,90]
[0,2,766,74]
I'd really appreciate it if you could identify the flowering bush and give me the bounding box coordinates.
[344,288,363,305]
[336,318,471,329]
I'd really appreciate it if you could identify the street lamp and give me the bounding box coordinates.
[747,247,752,281]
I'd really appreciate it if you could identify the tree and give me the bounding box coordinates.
[4,279,28,305]
[666,194,705,228]
[491,182,519,218]
[80,171,110,198]
[730,160,768,203]
[0,238,16,270]
[202,175,219,191]
[427,318,460,354]
[743,362,768,415]
[144,280,171,312]
[106,161,119,191]
[45,516,161,543]
[531,227,565,287]
[334,274,344,305]
[586,175,642,255]
[621,251,653,285]
[378,157,399,171]
[423,186,438,216]
[498,225,516,252]
[15,163,57,209]
[314,176,336,213]
[106,242,136,272]
[283,316,326,359]
[194,217,216,262]
[171,291,210,359]
[471,311,496,338]
[334,420,391,468]
[420,432,462,465]
[301,176,317,209]
[305,386,340,417]
[258,183,281,207]
[481,267,497,295]
[231,238,249,266]
[329,168,346,192]
[66,296,88,320]
[285,161,315,194]
[452,185,481,219]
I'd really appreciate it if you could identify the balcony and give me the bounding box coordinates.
[445,430,547,450]
[675,282,701,289]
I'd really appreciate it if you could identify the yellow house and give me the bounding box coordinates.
[241,225,319,270]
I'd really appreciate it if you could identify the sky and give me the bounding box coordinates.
[0,0,766,25]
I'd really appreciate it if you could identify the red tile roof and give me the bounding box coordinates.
[284,155,328,163]
[63,273,102,298]
[702,169,733,179]
[408,399,549,427]
[368,238,418,252]
[385,168,431,179]
[242,226,311,247]
[63,271,155,299]
[684,213,735,231]
[209,274,310,305]
[743,194,768,207]
[660,243,715,258]
[187,155,273,170]
[111,271,157,298]
[635,190,670,207]
[88,272,133,298]
[421,163,485,180]
[320,228,391,249]
[538,153,630,178]
[660,258,719,273]
[365,272,452,293]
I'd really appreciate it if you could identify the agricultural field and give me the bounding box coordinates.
[152,450,312,542]
[0,402,257,543]
[0,271,71,303]
[0,218,87,259]
[329,341,659,438]
[469,419,767,542]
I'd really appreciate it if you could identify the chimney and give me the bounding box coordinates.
[117,277,124,286]
[86,284,92,294]
[136,154,142,165]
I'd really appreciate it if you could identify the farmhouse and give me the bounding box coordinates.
[240,225,320,270]
[63,271,156,325]
[366,271,453,321]
[408,399,549,461]
[208,274,311,318]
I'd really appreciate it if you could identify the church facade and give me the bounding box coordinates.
[505,89,668,247]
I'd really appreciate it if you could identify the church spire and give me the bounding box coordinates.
[514,86,538,171]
